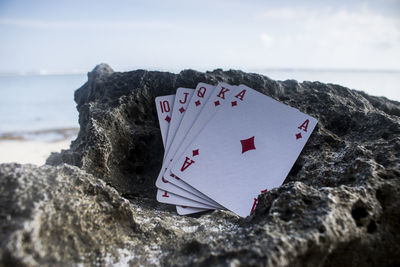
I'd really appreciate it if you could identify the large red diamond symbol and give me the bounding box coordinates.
[195,100,201,106]
[231,101,237,107]
[214,100,220,106]
[240,136,256,154]
[164,115,171,123]
[192,149,199,157]
[179,107,185,113]
[296,132,302,139]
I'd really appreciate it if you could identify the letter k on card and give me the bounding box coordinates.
[171,84,317,217]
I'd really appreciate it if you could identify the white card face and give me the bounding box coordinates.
[155,95,175,147]
[155,88,201,208]
[156,83,218,204]
[166,83,239,198]
[167,83,237,174]
[154,85,219,210]
[155,95,210,209]
[157,178,220,208]
[176,205,208,215]
[164,88,194,157]
[171,84,318,217]
[154,89,214,214]
[156,190,216,209]
[162,175,223,208]
[163,83,216,168]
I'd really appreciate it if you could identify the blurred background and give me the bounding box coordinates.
[0,0,399,164]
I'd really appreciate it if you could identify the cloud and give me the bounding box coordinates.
[258,7,400,47]
[0,18,175,30]
[307,9,400,49]
[260,33,274,47]
[255,7,400,68]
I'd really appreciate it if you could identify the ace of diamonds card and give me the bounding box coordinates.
[171,84,317,217]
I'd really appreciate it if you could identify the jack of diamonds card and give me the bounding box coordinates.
[163,88,194,156]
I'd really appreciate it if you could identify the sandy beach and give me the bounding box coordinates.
[0,128,78,166]
[0,139,71,165]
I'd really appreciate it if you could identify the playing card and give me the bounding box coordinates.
[156,83,240,211]
[155,87,209,209]
[176,205,208,215]
[164,88,194,157]
[156,83,223,206]
[156,190,216,209]
[155,94,175,147]
[154,91,214,213]
[161,83,240,213]
[154,87,221,210]
[165,83,239,198]
[156,172,221,207]
[157,169,221,207]
[171,84,317,217]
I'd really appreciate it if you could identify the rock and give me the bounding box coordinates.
[1,64,399,266]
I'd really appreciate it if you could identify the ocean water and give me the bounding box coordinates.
[0,74,86,134]
[258,70,400,102]
[0,70,399,136]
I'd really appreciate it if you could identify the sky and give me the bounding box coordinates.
[0,0,399,74]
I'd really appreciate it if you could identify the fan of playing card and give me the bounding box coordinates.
[155,83,317,217]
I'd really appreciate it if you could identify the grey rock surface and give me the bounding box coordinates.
[1,64,399,266]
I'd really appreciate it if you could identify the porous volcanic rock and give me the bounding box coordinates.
[0,64,399,266]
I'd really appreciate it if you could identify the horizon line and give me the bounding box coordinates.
[1,67,400,76]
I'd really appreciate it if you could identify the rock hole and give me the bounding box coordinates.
[302,197,312,205]
[22,232,30,243]
[327,114,353,135]
[182,240,204,254]
[351,203,369,227]
[367,220,377,234]
[280,208,293,222]
[381,132,390,140]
